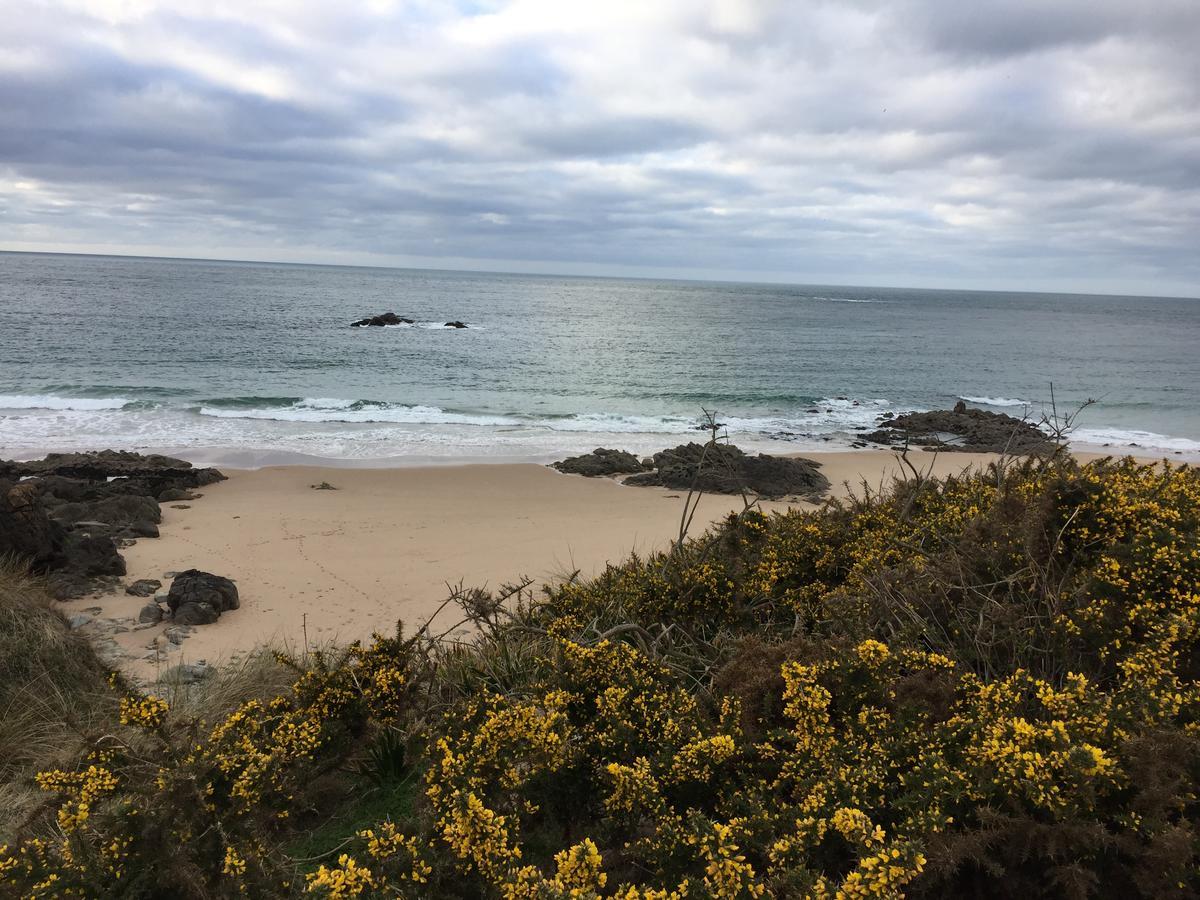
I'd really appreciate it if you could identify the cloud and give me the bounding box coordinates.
[0,0,1198,296]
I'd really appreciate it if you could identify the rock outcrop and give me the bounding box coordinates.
[864,407,1056,455]
[350,312,413,327]
[0,451,224,598]
[167,569,239,626]
[444,321,468,329]
[624,443,830,500]
[551,448,650,477]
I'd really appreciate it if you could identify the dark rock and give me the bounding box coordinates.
[167,569,239,626]
[126,578,163,597]
[52,494,162,528]
[863,407,1056,455]
[624,443,830,500]
[0,479,66,571]
[444,321,468,328]
[67,612,95,630]
[63,532,125,577]
[138,602,164,624]
[953,399,968,414]
[126,521,160,538]
[157,487,195,502]
[175,600,219,625]
[350,312,413,327]
[10,450,224,489]
[552,448,650,478]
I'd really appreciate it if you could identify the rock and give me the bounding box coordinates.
[126,578,162,597]
[175,661,214,683]
[9,450,224,490]
[0,478,66,571]
[444,321,468,328]
[624,443,830,500]
[552,448,650,478]
[126,521,160,538]
[174,602,218,625]
[63,532,125,577]
[156,487,194,502]
[863,407,1057,455]
[350,312,412,327]
[165,625,193,644]
[170,504,191,510]
[167,569,239,626]
[51,494,161,529]
[67,612,95,630]
[138,603,164,624]
[953,399,968,414]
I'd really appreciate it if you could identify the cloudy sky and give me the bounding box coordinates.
[2,0,1198,295]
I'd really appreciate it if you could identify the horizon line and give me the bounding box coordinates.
[2,247,1197,303]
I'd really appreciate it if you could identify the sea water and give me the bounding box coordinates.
[1,252,1197,465]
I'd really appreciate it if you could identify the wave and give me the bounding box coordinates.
[807,296,880,304]
[959,395,1031,408]
[196,398,517,426]
[0,393,132,411]
[1072,428,1200,453]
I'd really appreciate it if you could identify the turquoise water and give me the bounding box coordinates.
[1,251,1198,464]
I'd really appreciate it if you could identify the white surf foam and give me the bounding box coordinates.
[960,396,1031,408]
[196,399,517,427]
[0,394,131,411]
[1072,428,1200,454]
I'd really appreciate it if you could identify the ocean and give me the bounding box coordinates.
[1,251,1198,466]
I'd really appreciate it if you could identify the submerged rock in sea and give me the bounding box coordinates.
[350,312,413,327]
[167,569,239,626]
[552,448,650,477]
[444,320,468,329]
[863,406,1056,455]
[625,443,830,500]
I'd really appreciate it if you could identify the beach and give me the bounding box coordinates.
[61,450,1005,679]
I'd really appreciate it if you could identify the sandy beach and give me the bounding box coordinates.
[57,450,1013,679]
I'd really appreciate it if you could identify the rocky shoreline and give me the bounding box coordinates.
[552,441,830,500]
[1,451,234,683]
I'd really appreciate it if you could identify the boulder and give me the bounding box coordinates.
[444,321,468,329]
[137,603,164,624]
[167,569,239,626]
[62,532,125,577]
[551,448,650,478]
[351,312,413,327]
[126,578,163,597]
[624,443,830,500]
[0,479,66,571]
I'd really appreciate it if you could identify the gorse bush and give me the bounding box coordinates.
[2,457,1199,898]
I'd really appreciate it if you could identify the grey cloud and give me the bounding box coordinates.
[0,0,1197,296]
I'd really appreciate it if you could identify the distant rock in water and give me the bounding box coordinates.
[350,312,413,327]
[625,443,830,500]
[444,321,468,329]
[864,407,1056,455]
[552,448,650,477]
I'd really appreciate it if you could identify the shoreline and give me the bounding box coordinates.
[60,450,1024,682]
[9,438,1198,471]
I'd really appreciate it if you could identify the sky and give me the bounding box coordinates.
[1,0,1198,296]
